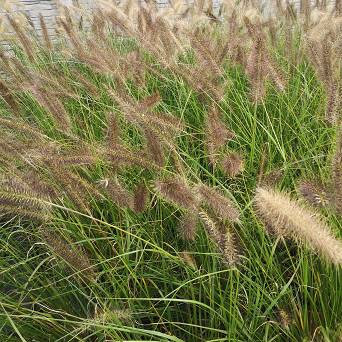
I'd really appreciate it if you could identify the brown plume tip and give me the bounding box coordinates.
[133,182,148,213]
[143,128,165,167]
[0,79,20,114]
[221,152,244,178]
[179,212,198,241]
[106,112,121,148]
[277,309,292,329]
[198,210,239,267]
[179,251,197,269]
[41,228,96,280]
[298,179,328,208]
[155,177,198,211]
[138,92,161,111]
[197,184,240,223]
[0,183,52,222]
[99,178,134,210]
[206,106,235,165]
[330,126,342,214]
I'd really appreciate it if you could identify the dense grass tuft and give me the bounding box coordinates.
[0,1,341,341]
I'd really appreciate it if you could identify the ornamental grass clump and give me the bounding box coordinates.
[0,0,341,340]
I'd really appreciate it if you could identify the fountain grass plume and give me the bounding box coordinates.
[254,187,342,266]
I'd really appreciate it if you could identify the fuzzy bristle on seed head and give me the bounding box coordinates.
[277,309,292,329]
[19,170,59,200]
[106,112,121,148]
[100,178,134,210]
[104,145,156,170]
[46,161,98,212]
[0,185,52,221]
[221,152,244,178]
[143,128,165,167]
[155,177,198,211]
[0,79,19,114]
[197,184,240,223]
[179,212,198,241]
[254,187,342,265]
[133,182,148,213]
[7,15,34,62]
[39,14,52,50]
[298,180,328,208]
[198,210,238,267]
[325,81,341,125]
[94,306,132,323]
[138,92,161,111]
[199,210,223,244]
[41,228,96,280]
[207,106,235,143]
[30,86,72,132]
[179,251,197,269]
[205,105,235,165]
[218,220,240,267]
[330,125,342,214]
